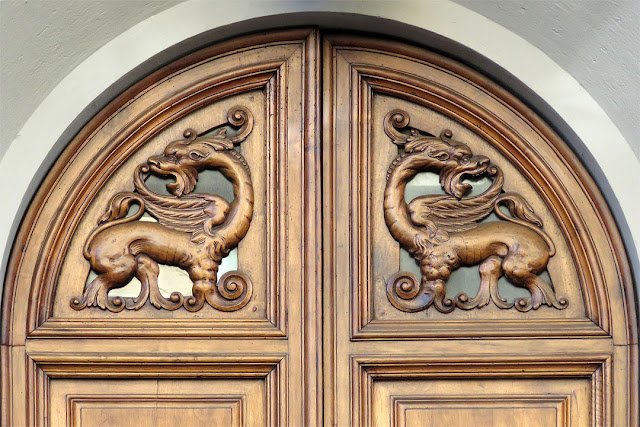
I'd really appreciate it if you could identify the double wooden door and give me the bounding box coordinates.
[2,29,636,426]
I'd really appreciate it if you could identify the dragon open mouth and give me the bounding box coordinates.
[147,157,199,197]
[440,155,491,199]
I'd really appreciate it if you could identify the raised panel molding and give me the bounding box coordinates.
[32,353,286,427]
[2,30,636,427]
[67,395,245,427]
[352,356,606,426]
[392,396,570,427]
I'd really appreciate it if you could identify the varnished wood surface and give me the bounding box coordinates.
[322,33,636,426]
[2,29,637,426]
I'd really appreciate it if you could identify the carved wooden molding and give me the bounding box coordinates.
[2,31,636,427]
[71,106,255,313]
[383,109,568,313]
[351,355,609,427]
[27,353,287,427]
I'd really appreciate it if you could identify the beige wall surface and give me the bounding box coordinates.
[1,0,638,160]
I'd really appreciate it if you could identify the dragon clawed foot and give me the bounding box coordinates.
[70,276,127,312]
[455,255,514,310]
[513,281,569,312]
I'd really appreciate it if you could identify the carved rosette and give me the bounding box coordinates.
[383,109,568,313]
[71,106,256,312]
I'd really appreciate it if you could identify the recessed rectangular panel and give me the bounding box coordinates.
[372,378,588,427]
[70,397,242,427]
[397,399,563,427]
[49,378,265,427]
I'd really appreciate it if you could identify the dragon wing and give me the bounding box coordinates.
[408,167,504,236]
[407,170,503,234]
[141,190,230,234]
[407,193,496,234]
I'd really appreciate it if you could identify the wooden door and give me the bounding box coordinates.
[2,29,322,427]
[2,29,637,426]
[321,35,637,426]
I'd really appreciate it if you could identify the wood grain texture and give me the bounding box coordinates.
[323,34,636,426]
[1,28,320,427]
[1,30,637,426]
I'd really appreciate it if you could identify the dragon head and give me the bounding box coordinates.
[384,110,491,199]
[147,129,226,196]
[434,131,491,199]
[147,107,253,197]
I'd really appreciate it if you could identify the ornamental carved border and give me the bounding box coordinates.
[383,109,568,313]
[71,106,255,313]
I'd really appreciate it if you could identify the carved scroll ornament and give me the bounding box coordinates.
[71,106,255,312]
[383,109,568,313]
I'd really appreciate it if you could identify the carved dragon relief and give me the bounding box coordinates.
[383,109,568,313]
[71,106,255,313]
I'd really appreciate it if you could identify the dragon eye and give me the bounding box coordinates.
[189,152,204,161]
[435,153,449,161]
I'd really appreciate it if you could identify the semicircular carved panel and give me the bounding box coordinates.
[382,109,568,314]
[323,34,635,342]
[3,30,319,340]
[71,106,255,313]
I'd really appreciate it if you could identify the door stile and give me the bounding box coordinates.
[321,35,337,427]
[301,29,323,427]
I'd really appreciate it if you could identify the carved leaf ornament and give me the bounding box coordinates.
[71,106,255,312]
[383,109,568,313]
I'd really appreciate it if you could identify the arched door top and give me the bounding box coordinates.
[2,28,637,427]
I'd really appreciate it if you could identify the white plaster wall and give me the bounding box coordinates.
[1,0,638,159]
[0,0,184,159]
[456,0,640,159]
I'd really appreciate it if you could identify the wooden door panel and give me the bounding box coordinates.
[2,30,636,426]
[352,356,604,427]
[323,34,635,426]
[392,398,565,427]
[2,29,321,427]
[373,379,590,427]
[50,378,263,427]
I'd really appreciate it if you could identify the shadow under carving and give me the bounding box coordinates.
[71,106,255,313]
[383,109,568,313]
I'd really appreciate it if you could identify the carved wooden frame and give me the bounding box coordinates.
[323,35,634,340]
[351,355,611,426]
[23,353,287,426]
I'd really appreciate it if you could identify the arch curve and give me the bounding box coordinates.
[1,4,637,425]
[1,2,638,307]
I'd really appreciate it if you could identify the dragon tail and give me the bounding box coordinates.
[82,192,145,259]
[494,192,556,257]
